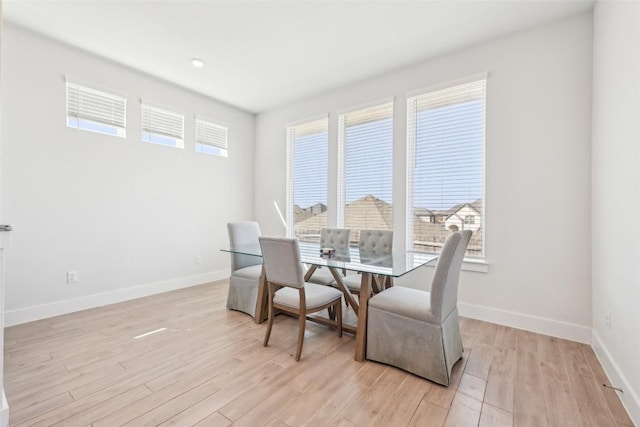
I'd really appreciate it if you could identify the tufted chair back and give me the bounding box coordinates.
[358,229,393,257]
[320,228,351,255]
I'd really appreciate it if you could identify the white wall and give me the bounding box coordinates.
[255,13,593,342]
[592,1,640,423]
[0,24,255,324]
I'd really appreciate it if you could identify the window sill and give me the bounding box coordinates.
[423,257,489,273]
[462,259,489,273]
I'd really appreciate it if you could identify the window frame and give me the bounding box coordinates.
[195,116,229,157]
[285,115,329,240]
[337,98,395,238]
[141,102,185,149]
[406,73,487,259]
[66,81,127,138]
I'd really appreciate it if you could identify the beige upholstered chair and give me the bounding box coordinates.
[226,221,263,318]
[366,230,472,385]
[342,229,393,294]
[307,228,351,286]
[259,236,343,361]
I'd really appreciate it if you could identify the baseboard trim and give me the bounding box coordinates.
[592,331,640,426]
[4,269,230,327]
[1,389,9,427]
[458,301,592,344]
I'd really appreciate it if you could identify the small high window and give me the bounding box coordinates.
[66,82,126,137]
[195,118,228,157]
[141,103,184,148]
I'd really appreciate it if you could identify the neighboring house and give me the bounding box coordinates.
[294,195,482,256]
[415,207,436,224]
[306,203,326,215]
[444,199,482,232]
[294,195,392,242]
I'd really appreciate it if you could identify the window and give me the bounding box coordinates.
[286,117,328,241]
[66,82,126,137]
[407,77,486,257]
[338,101,393,242]
[195,118,228,157]
[141,103,184,148]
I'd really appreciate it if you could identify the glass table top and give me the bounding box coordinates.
[222,240,437,278]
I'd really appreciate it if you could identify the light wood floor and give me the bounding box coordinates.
[4,281,634,427]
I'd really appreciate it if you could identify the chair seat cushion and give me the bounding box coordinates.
[368,286,436,324]
[232,264,262,280]
[274,282,343,310]
[306,268,337,286]
[341,273,361,291]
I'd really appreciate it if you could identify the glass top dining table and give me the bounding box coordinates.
[222,240,437,361]
[223,241,437,277]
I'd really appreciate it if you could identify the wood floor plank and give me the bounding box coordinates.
[4,281,633,427]
[559,339,593,377]
[567,370,617,426]
[33,385,153,427]
[342,366,407,426]
[408,399,448,427]
[494,325,517,351]
[10,392,74,426]
[581,344,635,426]
[542,374,583,427]
[537,334,569,381]
[300,361,387,427]
[464,341,494,379]
[444,393,482,426]
[458,373,487,402]
[228,385,300,427]
[194,411,233,427]
[121,380,222,426]
[158,392,229,426]
[484,347,516,412]
[370,373,431,426]
[513,348,548,426]
[516,329,538,354]
[479,403,513,427]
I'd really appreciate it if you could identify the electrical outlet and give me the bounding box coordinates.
[67,270,79,284]
[194,256,202,265]
[606,310,611,330]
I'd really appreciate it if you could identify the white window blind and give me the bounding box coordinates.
[286,117,329,241]
[338,101,393,242]
[407,78,486,257]
[66,82,126,137]
[141,103,184,148]
[195,118,228,157]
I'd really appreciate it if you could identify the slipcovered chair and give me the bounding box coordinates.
[307,228,351,286]
[366,230,472,386]
[226,221,263,318]
[259,236,343,361]
[342,229,393,294]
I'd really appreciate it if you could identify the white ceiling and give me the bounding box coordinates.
[3,0,594,113]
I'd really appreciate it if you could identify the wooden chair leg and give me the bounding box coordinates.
[295,310,306,361]
[328,306,336,321]
[263,284,275,347]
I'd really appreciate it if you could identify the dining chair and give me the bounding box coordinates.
[366,230,472,385]
[259,236,343,361]
[226,221,263,318]
[342,229,393,294]
[306,227,351,286]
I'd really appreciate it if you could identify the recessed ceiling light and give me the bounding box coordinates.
[191,58,205,68]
